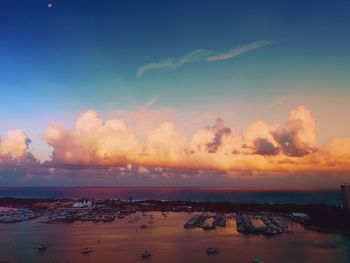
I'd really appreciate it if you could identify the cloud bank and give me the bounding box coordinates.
[136,40,274,78]
[1,105,350,186]
[38,106,350,174]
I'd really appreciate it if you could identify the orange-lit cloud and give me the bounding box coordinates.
[0,129,30,159]
[0,129,39,172]
[42,110,143,167]
[39,106,350,174]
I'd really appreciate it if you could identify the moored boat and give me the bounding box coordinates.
[34,244,47,251]
[141,250,151,258]
[81,247,93,254]
[206,247,218,254]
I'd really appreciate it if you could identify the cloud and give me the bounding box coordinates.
[0,130,40,180]
[42,110,143,167]
[253,138,279,156]
[206,40,275,61]
[0,129,31,159]
[204,118,232,153]
[112,97,179,134]
[272,106,317,156]
[1,104,350,187]
[136,40,275,77]
[37,105,350,176]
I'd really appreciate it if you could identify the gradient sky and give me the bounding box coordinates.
[1,0,350,187]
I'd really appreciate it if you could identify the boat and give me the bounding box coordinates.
[202,223,216,231]
[81,247,93,254]
[206,247,218,254]
[141,250,151,258]
[213,214,226,227]
[34,244,47,251]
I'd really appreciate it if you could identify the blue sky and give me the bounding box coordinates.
[0,1,350,187]
[1,1,349,99]
[1,0,349,112]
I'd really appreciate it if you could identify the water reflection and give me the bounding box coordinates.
[0,212,349,263]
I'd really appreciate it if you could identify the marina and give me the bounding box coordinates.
[0,211,348,263]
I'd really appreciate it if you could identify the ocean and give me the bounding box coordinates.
[0,187,341,205]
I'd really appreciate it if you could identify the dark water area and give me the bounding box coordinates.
[0,187,341,205]
[0,212,349,263]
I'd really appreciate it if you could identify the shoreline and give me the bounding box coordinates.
[1,197,350,236]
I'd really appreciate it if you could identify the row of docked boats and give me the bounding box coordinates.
[184,213,225,230]
[236,213,288,236]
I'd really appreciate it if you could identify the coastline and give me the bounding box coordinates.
[1,197,349,236]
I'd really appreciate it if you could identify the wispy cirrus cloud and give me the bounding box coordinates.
[136,40,275,78]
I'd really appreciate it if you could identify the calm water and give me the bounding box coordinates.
[0,212,349,263]
[0,187,341,205]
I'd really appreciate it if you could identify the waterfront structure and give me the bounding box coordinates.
[341,185,350,212]
[291,213,309,222]
[72,200,93,208]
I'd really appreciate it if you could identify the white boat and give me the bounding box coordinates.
[206,247,218,254]
[34,244,47,251]
[141,251,151,258]
[81,247,93,254]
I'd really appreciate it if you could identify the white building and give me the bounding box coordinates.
[72,200,93,208]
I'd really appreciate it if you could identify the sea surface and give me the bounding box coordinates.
[0,212,349,263]
[0,187,341,205]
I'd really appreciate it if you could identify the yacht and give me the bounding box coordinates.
[206,247,218,254]
[141,251,151,258]
[81,247,93,254]
[34,244,47,251]
[202,223,216,231]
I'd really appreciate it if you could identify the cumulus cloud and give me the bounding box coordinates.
[113,97,179,134]
[204,118,232,153]
[136,40,275,78]
[0,129,31,159]
[2,104,350,186]
[0,130,40,181]
[272,106,317,156]
[37,105,350,176]
[42,110,142,167]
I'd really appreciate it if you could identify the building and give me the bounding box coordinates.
[72,200,93,209]
[291,213,310,222]
[341,185,350,212]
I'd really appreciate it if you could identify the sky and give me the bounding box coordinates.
[0,0,350,187]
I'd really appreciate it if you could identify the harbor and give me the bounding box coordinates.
[0,198,301,236]
[0,197,348,237]
[0,210,348,263]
